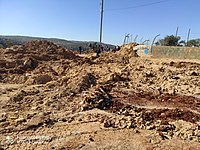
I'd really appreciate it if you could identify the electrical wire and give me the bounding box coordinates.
[105,0,169,11]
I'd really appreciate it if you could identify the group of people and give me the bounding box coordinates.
[79,43,102,56]
[79,43,120,57]
[90,43,102,57]
[90,42,115,56]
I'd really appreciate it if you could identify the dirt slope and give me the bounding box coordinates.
[0,41,200,149]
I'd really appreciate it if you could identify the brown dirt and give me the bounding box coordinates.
[0,41,200,149]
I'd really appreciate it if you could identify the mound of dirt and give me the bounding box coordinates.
[0,42,200,149]
[3,40,78,60]
[0,40,87,84]
[96,44,138,64]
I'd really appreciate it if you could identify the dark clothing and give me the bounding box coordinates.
[79,46,82,54]
[96,48,100,57]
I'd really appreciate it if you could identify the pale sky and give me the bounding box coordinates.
[0,0,199,45]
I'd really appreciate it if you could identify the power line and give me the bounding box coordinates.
[105,0,169,11]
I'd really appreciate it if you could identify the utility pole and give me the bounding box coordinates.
[175,27,179,46]
[99,0,104,49]
[175,26,179,37]
[186,28,191,46]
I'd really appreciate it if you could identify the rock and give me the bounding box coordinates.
[89,137,94,142]
[127,121,135,129]
[190,71,199,76]
[135,129,140,133]
[34,74,52,84]
[15,118,26,123]
[26,111,37,119]
[146,124,156,130]
[0,143,4,150]
[0,113,7,122]
[102,116,136,129]
[109,73,129,82]
[157,124,176,133]
[26,113,45,128]
[23,57,38,70]
[81,88,112,111]
[11,90,27,102]
[157,131,169,140]
[0,121,10,128]
[103,119,112,128]
[0,117,6,122]
[9,112,19,119]
[30,106,39,111]
[145,71,155,78]
[119,119,127,129]
[114,119,120,126]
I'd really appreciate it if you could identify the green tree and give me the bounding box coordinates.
[6,40,14,48]
[156,35,181,46]
[186,39,200,47]
[0,44,4,48]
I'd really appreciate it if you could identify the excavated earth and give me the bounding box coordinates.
[0,41,200,150]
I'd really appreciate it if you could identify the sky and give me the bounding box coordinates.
[0,0,200,45]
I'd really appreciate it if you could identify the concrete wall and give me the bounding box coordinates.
[151,46,200,60]
[134,45,151,57]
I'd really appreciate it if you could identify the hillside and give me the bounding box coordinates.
[0,35,115,50]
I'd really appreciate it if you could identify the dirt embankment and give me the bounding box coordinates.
[0,41,200,149]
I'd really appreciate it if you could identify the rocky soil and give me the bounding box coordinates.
[0,41,200,149]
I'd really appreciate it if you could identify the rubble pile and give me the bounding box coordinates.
[0,41,200,149]
[3,40,78,60]
[80,87,112,111]
[0,40,85,84]
[96,46,137,64]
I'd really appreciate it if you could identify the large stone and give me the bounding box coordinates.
[0,113,7,122]
[11,90,27,102]
[34,74,52,84]
[27,113,45,128]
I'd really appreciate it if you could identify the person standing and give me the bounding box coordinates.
[96,44,101,57]
[79,46,82,54]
